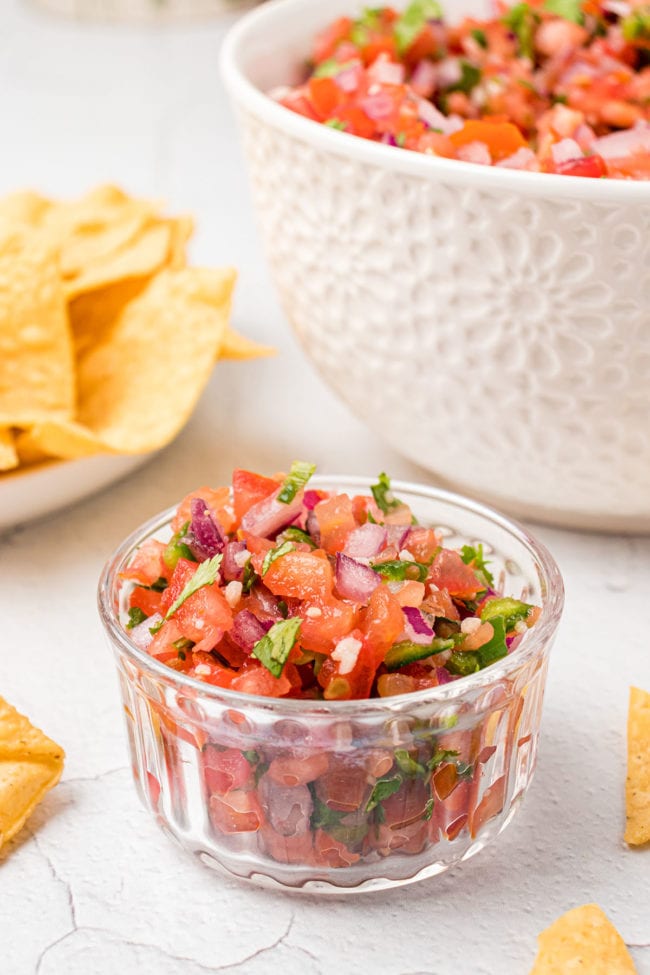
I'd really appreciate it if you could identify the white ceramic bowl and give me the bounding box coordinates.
[221,0,650,532]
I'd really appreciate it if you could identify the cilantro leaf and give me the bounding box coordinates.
[314,58,359,78]
[543,0,584,23]
[252,617,302,678]
[280,526,317,548]
[261,540,294,576]
[126,606,147,629]
[325,118,348,130]
[242,749,260,766]
[471,27,488,47]
[428,748,460,770]
[366,774,403,812]
[395,749,426,777]
[370,471,403,514]
[310,789,346,832]
[622,5,650,41]
[444,60,482,94]
[394,0,443,55]
[241,560,258,595]
[277,460,316,505]
[164,555,223,620]
[371,558,429,583]
[460,543,495,587]
[423,797,435,820]
[502,2,539,59]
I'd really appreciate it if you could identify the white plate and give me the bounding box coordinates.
[0,453,153,532]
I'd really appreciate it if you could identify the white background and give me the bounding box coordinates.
[0,2,648,972]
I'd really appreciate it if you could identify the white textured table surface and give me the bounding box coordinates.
[0,3,648,973]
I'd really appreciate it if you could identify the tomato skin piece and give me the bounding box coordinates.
[129,585,164,618]
[428,549,485,599]
[263,550,334,601]
[405,527,440,564]
[120,539,167,587]
[555,153,607,178]
[232,469,280,524]
[209,789,263,834]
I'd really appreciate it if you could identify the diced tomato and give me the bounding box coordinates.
[203,745,252,795]
[209,789,263,834]
[299,596,360,654]
[422,587,460,620]
[161,558,233,652]
[148,618,185,663]
[230,662,293,698]
[129,585,164,618]
[313,828,360,866]
[232,469,280,524]
[391,580,426,607]
[361,586,404,665]
[405,527,440,563]
[428,549,485,599]
[260,825,315,864]
[263,549,334,600]
[119,539,167,586]
[450,120,527,162]
[308,76,344,119]
[314,494,357,554]
[172,486,235,534]
[267,752,329,787]
[318,629,377,699]
[555,153,608,178]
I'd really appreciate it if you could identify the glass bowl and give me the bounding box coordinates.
[98,476,564,893]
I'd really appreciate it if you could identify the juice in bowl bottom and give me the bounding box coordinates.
[98,465,564,892]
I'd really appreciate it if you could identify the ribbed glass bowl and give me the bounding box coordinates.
[98,477,564,893]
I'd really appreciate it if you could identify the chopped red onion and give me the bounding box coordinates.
[385,525,410,550]
[496,147,538,171]
[436,57,462,89]
[360,91,395,120]
[254,586,284,620]
[188,498,225,560]
[593,122,650,159]
[303,490,321,511]
[336,63,363,92]
[306,510,321,545]
[222,541,247,582]
[401,606,435,645]
[368,56,405,86]
[456,141,492,165]
[435,667,453,685]
[231,610,269,653]
[344,523,387,559]
[240,488,304,538]
[129,613,161,650]
[410,59,437,98]
[335,553,381,602]
[551,138,582,165]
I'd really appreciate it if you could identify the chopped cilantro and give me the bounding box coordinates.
[428,747,460,770]
[281,526,317,548]
[423,797,435,820]
[242,749,260,766]
[445,60,482,94]
[622,5,650,42]
[460,543,494,587]
[471,27,488,47]
[396,132,407,147]
[371,471,403,514]
[277,600,289,619]
[126,606,147,629]
[371,558,429,583]
[366,774,402,812]
[395,749,426,777]
[314,58,358,78]
[277,460,316,505]
[394,0,443,54]
[252,617,302,678]
[261,540,295,576]
[502,2,539,59]
[456,761,474,780]
[165,555,222,620]
[325,118,348,130]
[147,576,169,593]
[172,637,193,651]
[543,0,584,24]
[310,789,346,832]
[241,560,258,595]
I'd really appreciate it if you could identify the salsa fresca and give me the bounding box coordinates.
[274,0,650,179]
[121,464,539,700]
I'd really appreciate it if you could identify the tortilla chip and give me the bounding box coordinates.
[0,696,65,851]
[68,277,151,357]
[24,266,236,457]
[530,905,637,975]
[64,221,172,299]
[625,686,650,846]
[219,326,275,361]
[0,428,18,471]
[0,190,52,227]
[0,221,75,421]
[166,215,194,269]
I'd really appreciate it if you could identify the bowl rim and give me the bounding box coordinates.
[220,0,650,202]
[98,475,564,715]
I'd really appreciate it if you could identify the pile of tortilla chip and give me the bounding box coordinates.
[0,696,65,852]
[0,185,270,472]
[529,904,638,974]
[625,685,650,847]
